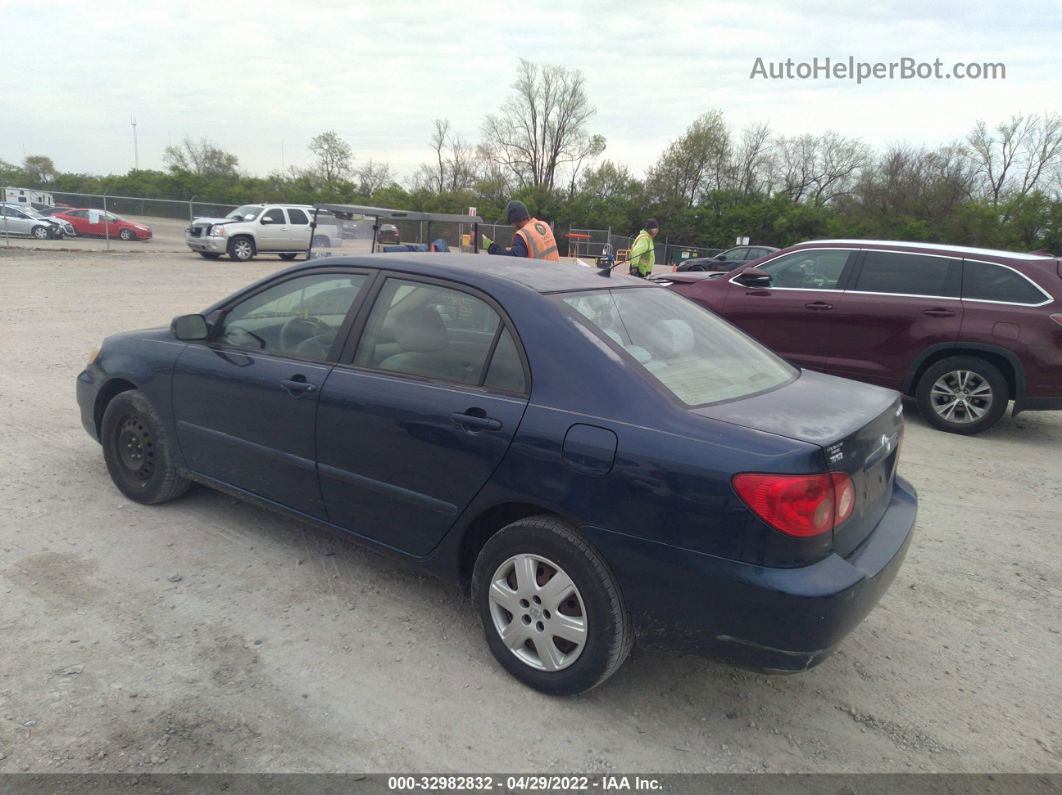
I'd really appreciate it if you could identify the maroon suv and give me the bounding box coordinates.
[659,240,1062,434]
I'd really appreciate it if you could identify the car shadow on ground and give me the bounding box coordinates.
[900,396,1062,448]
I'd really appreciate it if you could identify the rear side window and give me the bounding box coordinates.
[962,261,1047,305]
[851,251,958,297]
[287,208,309,224]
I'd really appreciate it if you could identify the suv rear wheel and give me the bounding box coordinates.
[228,236,256,262]
[915,355,1008,434]
[471,515,632,695]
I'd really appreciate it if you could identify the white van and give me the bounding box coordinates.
[3,187,55,208]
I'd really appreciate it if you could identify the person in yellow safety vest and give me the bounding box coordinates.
[484,200,560,261]
[628,219,660,277]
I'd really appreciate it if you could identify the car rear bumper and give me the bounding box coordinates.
[583,476,917,672]
[186,236,225,252]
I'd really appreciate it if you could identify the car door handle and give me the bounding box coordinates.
[804,301,833,311]
[923,308,956,317]
[280,377,317,396]
[451,411,502,432]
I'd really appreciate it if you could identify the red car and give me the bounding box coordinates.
[53,209,153,241]
[658,239,1062,434]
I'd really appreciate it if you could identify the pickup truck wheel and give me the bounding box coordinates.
[198,252,222,260]
[471,515,632,695]
[31,225,50,240]
[312,234,331,248]
[101,390,191,505]
[278,253,299,260]
[915,356,1008,435]
[228,236,256,262]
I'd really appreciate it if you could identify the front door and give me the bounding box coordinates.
[316,276,530,555]
[256,207,290,252]
[721,248,856,372]
[826,249,963,390]
[171,269,371,516]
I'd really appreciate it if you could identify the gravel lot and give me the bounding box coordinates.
[0,248,1059,774]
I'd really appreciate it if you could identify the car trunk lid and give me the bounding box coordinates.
[692,369,904,555]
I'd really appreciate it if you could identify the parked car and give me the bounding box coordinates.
[377,223,400,245]
[53,209,152,241]
[657,239,1062,434]
[185,204,338,261]
[77,253,915,695]
[0,202,75,238]
[676,245,779,272]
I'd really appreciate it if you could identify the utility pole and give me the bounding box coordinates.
[281,139,285,171]
[131,116,139,170]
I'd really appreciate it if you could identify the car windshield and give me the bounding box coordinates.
[9,205,42,219]
[559,287,796,406]
[227,205,262,221]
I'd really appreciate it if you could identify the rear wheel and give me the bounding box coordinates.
[312,234,331,248]
[101,390,190,504]
[915,356,1008,434]
[228,236,256,262]
[471,515,631,695]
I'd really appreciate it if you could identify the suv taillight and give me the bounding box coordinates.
[1050,314,1062,327]
[732,472,855,538]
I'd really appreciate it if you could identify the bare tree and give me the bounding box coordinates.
[482,59,600,190]
[646,111,731,206]
[308,131,353,189]
[355,160,395,196]
[732,122,773,195]
[429,119,450,193]
[776,132,868,203]
[163,138,240,177]
[1018,112,1062,197]
[447,134,478,192]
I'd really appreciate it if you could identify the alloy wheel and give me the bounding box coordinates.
[930,369,993,424]
[232,240,253,260]
[487,553,588,672]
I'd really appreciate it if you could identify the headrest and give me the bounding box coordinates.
[394,308,448,353]
[646,318,694,358]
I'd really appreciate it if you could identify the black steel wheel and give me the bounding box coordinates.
[101,390,190,504]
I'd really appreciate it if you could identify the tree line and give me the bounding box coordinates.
[3,58,1061,253]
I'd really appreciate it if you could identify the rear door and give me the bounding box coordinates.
[721,248,856,371]
[172,269,372,516]
[316,275,530,555]
[826,249,963,389]
[285,207,313,250]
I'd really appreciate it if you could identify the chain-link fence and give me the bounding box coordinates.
[49,191,238,222]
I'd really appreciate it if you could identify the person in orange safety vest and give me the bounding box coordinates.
[485,200,560,261]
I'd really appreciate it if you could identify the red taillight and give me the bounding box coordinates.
[1050,313,1062,327]
[732,472,856,538]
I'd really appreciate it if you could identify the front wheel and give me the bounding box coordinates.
[198,252,222,260]
[915,356,1009,434]
[101,390,191,504]
[471,516,632,695]
[31,225,50,240]
[228,236,256,262]
[278,253,299,260]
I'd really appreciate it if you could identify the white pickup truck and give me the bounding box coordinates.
[185,203,344,261]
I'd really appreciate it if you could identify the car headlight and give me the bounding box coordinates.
[209,225,227,236]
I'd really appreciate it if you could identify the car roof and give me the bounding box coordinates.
[290,252,653,294]
[798,239,1053,261]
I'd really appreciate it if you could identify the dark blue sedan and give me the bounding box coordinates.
[77,253,916,695]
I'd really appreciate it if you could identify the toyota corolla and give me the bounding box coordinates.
[76,254,916,695]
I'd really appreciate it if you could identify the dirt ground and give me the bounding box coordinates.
[0,248,1059,775]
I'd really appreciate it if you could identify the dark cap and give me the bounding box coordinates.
[506,200,531,224]
[645,218,659,230]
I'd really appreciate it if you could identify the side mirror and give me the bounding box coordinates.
[735,267,771,288]
[260,216,274,224]
[171,314,209,341]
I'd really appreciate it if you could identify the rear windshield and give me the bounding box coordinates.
[559,287,796,406]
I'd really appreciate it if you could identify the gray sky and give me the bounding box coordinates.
[3,0,1058,182]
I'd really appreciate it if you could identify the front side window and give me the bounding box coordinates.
[851,251,957,297]
[560,287,796,406]
[355,279,520,389]
[962,260,1047,305]
[758,249,851,290]
[262,208,286,224]
[218,272,368,360]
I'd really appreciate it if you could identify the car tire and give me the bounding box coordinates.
[312,234,331,248]
[198,252,222,260]
[471,515,632,696]
[228,236,256,262]
[101,390,191,504]
[31,225,50,240]
[688,264,706,272]
[915,356,1009,435]
[278,253,299,260]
